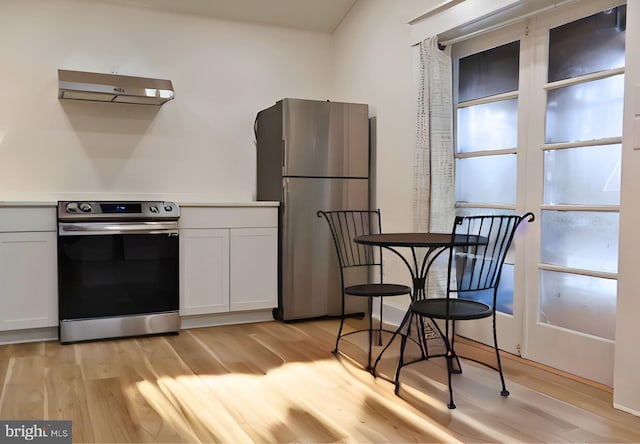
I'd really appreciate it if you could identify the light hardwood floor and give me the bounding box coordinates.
[0,318,639,443]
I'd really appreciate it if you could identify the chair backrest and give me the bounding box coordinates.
[317,210,383,272]
[449,213,534,297]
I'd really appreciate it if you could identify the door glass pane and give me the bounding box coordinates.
[539,270,616,340]
[462,264,514,315]
[458,41,520,102]
[546,75,624,144]
[457,99,518,153]
[544,145,621,205]
[455,155,516,205]
[548,5,626,82]
[540,210,618,273]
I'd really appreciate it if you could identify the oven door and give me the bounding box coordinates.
[58,221,179,321]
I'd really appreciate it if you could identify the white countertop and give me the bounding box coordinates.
[178,201,280,207]
[0,201,57,207]
[0,201,279,208]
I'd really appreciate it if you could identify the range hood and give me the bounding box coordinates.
[58,69,174,105]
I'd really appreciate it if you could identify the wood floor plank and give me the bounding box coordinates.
[199,361,350,442]
[248,321,338,364]
[0,355,46,419]
[112,339,198,443]
[288,358,457,443]
[84,377,140,443]
[188,326,283,374]
[44,340,78,365]
[134,336,194,379]
[8,341,45,358]
[133,379,203,443]
[0,384,45,420]
[44,363,95,443]
[156,375,255,443]
[164,330,228,376]
[76,340,123,380]
[0,318,638,443]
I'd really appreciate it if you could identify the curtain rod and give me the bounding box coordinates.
[412,0,578,48]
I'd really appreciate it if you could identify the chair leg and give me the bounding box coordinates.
[445,353,456,409]
[394,307,420,395]
[333,293,346,355]
[493,311,510,397]
[377,297,384,346]
[442,320,456,409]
[367,297,373,372]
[417,316,429,359]
[394,332,408,395]
[450,321,462,374]
[373,307,412,375]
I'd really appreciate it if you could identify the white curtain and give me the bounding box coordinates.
[413,36,455,325]
[413,36,455,234]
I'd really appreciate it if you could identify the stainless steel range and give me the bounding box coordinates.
[57,201,180,343]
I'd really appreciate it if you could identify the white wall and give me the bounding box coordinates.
[614,0,640,418]
[333,1,418,232]
[0,0,332,203]
[331,0,440,291]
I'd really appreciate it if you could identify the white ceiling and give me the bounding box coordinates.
[97,0,357,33]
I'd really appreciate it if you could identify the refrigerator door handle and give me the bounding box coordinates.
[282,139,286,173]
[283,178,289,217]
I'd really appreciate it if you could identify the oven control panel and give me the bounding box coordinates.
[58,201,180,221]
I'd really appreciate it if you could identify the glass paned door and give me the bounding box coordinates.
[450,0,625,384]
[452,34,524,352]
[525,1,624,386]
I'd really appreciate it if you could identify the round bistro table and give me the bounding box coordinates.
[354,232,487,377]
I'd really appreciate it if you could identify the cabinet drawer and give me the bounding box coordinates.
[179,206,277,229]
[0,207,57,232]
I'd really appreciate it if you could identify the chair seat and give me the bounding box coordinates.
[412,298,492,320]
[345,283,411,297]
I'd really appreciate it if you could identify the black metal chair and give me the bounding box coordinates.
[395,212,534,409]
[317,209,411,372]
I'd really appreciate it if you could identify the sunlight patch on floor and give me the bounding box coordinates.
[135,357,461,443]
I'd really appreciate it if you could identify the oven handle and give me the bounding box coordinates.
[58,221,179,236]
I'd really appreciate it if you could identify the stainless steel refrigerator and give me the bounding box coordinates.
[256,98,370,321]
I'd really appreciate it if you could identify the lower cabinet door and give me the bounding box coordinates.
[230,228,278,311]
[179,229,230,315]
[0,231,58,330]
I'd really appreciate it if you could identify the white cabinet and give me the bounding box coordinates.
[0,206,58,332]
[230,228,278,311]
[179,205,278,319]
[180,228,230,315]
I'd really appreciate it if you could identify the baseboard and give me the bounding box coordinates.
[455,335,613,393]
[0,327,58,345]
[180,309,275,329]
[613,402,640,417]
[375,303,407,327]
